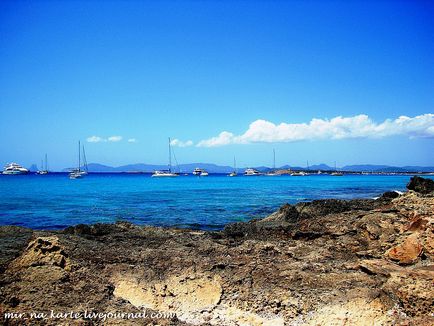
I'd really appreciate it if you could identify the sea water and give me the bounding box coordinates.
[0,173,431,230]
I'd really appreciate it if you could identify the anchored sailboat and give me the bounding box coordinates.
[152,138,179,177]
[331,161,343,176]
[266,149,279,176]
[228,156,237,177]
[36,153,49,175]
[69,141,87,179]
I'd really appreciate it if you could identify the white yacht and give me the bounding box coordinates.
[2,163,29,175]
[152,138,179,177]
[200,170,209,176]
[193,167,205,175]
[244,168,262,176]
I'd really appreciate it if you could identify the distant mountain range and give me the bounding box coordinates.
[61,163,434,173]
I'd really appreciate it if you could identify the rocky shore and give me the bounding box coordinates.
[1,176,433,325]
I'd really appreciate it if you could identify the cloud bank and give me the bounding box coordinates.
[86,135,127,143]
[196,114,434,147]
[170,138,194,147]
[108,136,122,142]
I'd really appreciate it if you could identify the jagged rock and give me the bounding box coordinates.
[295,198,376,218]
[261,203,299,222]
[9,236,70,271]
[385,233,423,265]
[380,191,401,200]
[223,221,258,237]
[407,176,434,194]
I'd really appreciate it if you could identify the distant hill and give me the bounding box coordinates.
[342,164,434,172]
[62,163,434,173]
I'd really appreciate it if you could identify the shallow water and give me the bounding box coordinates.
[0,173,431,230]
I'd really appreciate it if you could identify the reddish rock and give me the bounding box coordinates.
[385,233,423,265]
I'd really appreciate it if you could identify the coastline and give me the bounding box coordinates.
[1,176,433,325]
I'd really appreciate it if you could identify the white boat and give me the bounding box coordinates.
[244,168,262,176]
[228,156,237,177]
[291,171,307,176]
[2,163,29,175]
[193,167,205,175]
[152,170,178,177]
[36,154,49,175]
[152,138,179,177]
[69,141,87,179]
[200,170,209,176]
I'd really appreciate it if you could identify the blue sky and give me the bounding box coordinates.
[0,0,433,170]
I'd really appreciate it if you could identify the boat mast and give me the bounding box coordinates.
[78,141,81,172]
[273,149,276,170]
[168,137,172,173]
[234,156,236,172]
[45,153,48,171]
[82,145,88,172]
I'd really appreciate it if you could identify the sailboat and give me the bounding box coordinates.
[152,138,179,177]
[331,161,343,176]
[69,141,87,179]
[36,153,49,175]
[266,149,279,176]
[304,160,311,176]
[228,156,237,177]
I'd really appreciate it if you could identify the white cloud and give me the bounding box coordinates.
[127,138,137,143]
[108,136,122,142]
[87,136,105,143]
[197,113,434,147]
[170,138,194,147]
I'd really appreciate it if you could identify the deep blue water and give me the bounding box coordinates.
[0,173,431,231]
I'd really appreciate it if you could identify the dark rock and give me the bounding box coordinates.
[295,198,376,218]
[0,226,33,272]
[380,191,401,200]
[223,221,257,238]
[407,176,434,194]
[63,223,126,237]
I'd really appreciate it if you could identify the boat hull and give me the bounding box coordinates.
[2,170,29,175]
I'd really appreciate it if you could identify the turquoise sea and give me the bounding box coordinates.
[0,174,431,230]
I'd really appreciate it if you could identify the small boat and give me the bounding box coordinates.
[36,154,49,175]
[228,156,237,177]
[152,138,179,177]
[200,170,209,176]
[2,163,29,175]
[291,171,307,176]
[244,168,262,176]
[193,167,205,175]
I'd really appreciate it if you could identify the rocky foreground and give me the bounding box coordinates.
[1,177,433,325]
